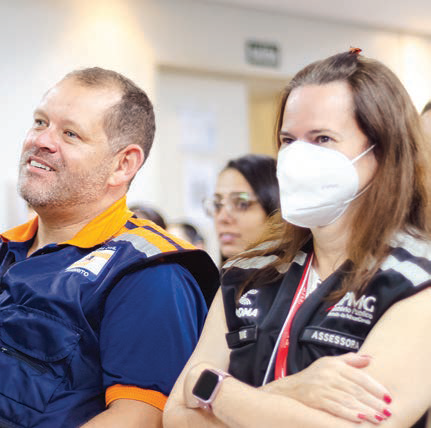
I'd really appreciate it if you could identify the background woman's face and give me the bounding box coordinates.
[214,168,267,258]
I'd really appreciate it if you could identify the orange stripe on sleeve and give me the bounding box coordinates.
[105,385,168,411]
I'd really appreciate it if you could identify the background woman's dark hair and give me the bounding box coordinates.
[224,154,280,216]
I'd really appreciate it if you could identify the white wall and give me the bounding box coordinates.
[139,0,431,107]
[1,0,431,231]
[150,70,249,261]
[0,0,156,229]
[141,0,402,75]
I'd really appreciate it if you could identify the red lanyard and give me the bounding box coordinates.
[274,253,313,380]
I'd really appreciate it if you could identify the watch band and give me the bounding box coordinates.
[192,368,232,410]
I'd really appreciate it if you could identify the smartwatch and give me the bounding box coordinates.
[192,368,232,410]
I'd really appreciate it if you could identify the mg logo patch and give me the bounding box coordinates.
[326,291,376,325]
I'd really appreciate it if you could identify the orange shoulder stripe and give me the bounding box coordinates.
[105,385,167,411]
[123,219,196,251]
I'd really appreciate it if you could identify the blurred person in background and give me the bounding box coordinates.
[421,101,431,143]
[167,222,206,250]
[203,154,280,263]
[129,203,167,229]
[167,221,217,307]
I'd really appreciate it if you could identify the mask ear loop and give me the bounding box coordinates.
[344,144,376,204]
[351,144,375,164]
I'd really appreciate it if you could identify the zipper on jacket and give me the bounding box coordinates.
[0,346,48,374]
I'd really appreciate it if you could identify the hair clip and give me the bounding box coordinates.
[349,47,362,55]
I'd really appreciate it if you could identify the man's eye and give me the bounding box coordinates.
[65,130,78,138]
[34,119,46,128]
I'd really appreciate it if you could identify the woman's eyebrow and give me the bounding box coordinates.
[279,130,295,138]
[308,128,341,138]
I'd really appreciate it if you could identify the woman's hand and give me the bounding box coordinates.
[262,353,392,424]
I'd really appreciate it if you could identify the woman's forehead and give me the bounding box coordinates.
[282,82,355,131]
[216,169,254,194]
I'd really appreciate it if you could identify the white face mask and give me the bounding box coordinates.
[276,140,374,228]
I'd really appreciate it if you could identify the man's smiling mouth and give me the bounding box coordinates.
[30,160,53,171]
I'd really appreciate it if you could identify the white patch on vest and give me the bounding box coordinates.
[390,231,431,260]
[239,330,248,340]
[239,289,258,305]
[236,289,259,318]
[224,255,279,270]
[310,330,360,350]
[235,307,259,318]
[380,254,430,286]
[292,251,308,266]
[66,249,116,277]
[327,291,376,325]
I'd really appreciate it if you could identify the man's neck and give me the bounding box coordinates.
[28,199,116,256]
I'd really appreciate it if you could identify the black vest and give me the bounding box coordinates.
[222,233,431,427]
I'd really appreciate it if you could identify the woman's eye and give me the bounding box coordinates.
[316,135,332,144]
[280,137,294,146]
[234,199,251,211]
[213,201,223,212]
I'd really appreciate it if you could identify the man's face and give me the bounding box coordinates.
[18,78,122,209]
[422,110,431,144]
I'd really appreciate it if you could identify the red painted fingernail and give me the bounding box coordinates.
[384,394,392,404]
[375,413,385,421]
[358,413,367,420]
[383,409,392,417]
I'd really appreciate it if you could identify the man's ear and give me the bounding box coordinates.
[107,145,144,187]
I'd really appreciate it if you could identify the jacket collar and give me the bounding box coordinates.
[1,196,133,248]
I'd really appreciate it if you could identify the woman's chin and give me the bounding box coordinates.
[220,245,240,259]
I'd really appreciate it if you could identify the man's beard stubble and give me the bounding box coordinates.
[18,149,112,210]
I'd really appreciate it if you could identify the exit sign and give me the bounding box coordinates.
[245,40,280,68]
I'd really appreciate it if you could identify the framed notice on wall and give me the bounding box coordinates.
[245,40,280,68]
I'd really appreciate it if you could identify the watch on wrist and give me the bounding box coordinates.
[192,368,232,410]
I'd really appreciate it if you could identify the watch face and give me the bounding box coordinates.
[192,369,220,401]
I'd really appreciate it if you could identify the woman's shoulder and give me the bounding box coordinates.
[389,229,431,260]
[379,229,431,291]
[220,240,291,286]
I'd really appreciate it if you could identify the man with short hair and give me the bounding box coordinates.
[0,68,218,427]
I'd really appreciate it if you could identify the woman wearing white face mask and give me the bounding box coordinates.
[164,50,431,428]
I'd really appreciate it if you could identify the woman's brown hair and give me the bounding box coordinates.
[232,50,431,300]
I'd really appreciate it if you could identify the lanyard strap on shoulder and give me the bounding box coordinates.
[274,252,314,380]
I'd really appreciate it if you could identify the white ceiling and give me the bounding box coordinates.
[204,0,431,36]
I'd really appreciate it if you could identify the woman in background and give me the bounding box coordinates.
[167,222,206,250]
[421,101,431,143]
[203,154,280,262]
[129,203,167,229]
